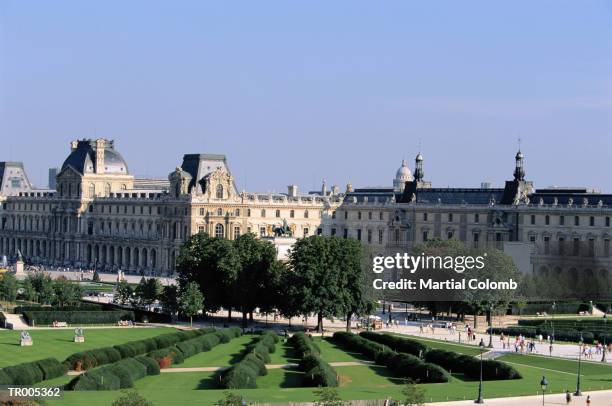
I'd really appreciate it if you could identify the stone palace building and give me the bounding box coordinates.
[0,139,610,287]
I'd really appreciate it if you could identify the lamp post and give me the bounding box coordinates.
[475,340,485,403]
[603,314,608,363]
[574,334,583,396]
[540,376,548,406]
[488,303,494,348]
[551,302,556,344]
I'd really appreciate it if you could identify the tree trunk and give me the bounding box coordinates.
[473,311,478,328]
[242,310,248,329]
[228,308,232,322]
[317,312,323,333]
[346,312,352,332]
[190,315,193,328]
[249,311,254,322]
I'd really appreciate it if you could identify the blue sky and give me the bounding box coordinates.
[1,1,611,192]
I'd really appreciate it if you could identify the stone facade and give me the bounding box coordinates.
[0,139,610,281]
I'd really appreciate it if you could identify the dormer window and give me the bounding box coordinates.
[216,184,224,199]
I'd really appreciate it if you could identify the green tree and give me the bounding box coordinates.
[179,281,204,327]
[22,277,37,302]
[25,273,55,305]
[214,391,245,406]
[135,277,162,307]
[402,379,425,406]
[176,233,240,320]
[53,277,82,306]
[115,280,133,305]
[160,285,179,315]
[288,236,367,332]
[313,387,348,406]
[111,390,153,406]
[233,234,277,328]
[0,273,18,302]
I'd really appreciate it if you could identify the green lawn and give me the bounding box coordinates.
[174,334,254,368]
[0,327,174,368]
[22,331,612,406]
[389,333,483,356]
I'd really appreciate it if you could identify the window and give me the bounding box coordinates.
[344,211,348,219]
[474,213,479,223]
[247,208,251,217]
[529,235,536,242]
[88,183,95,198]
[368,211,372,220]
[198,226,205,233]
[358,212,362,220]
[423,213,428,221]
[261,209,266,217]
[447,231,454,239]
[332,211,336,219]
[290,210,295,218]
[559,237,565,255]
[356,229,362,241]
[317,228,322,235]
[217,208,223,216]
[216,184,224,199]
[560,215,565,226]
[448,213,453,222]
[544,236,550,254]
[199,208,205,216]
[422,231,428,241]
[473,233,479,248]
[260,227,266,236]
[304,210,309,218]
[367,229,372,243]
[589,216,595,226]
[215,223,224,238]
[379,212,384,220]
[234,226,241,239]
[605,239,610,256]
[275,209,280,218]
[545,215,550,225]
[588,238,595,256]
[303,227,309,237]
[573,238,580,256]
[343,229,348,239]
[104,183,111,196]
[235,208,240,217]
[331,228,337,236]
[530,215,536,225]
[378,229,383,244]
[574,216,580,226]
[606,217,610,227]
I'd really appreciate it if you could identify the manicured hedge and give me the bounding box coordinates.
[332,332,449,383]
[222,331,278,389]
[15,304,103,313]
[65,328,215,371]
[424,348,521,380]
[360,332,428,357]
[67,328,242,391]
[22,310,134,326]
[0,358,67,385]
[289,333,337,387]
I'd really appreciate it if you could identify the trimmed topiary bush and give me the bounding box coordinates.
[134,356,160,376]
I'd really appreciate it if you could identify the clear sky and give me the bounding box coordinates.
[1,1,610,193]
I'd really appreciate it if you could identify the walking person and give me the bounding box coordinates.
[565,390,572,404]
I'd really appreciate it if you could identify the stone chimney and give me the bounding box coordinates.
[95,139,105,174]
[287,185,298,197]
[70,140,78,151]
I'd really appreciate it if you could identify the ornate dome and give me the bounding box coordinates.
[395,160,413,182]
[61,139,129,175]
[393,159,413,192]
